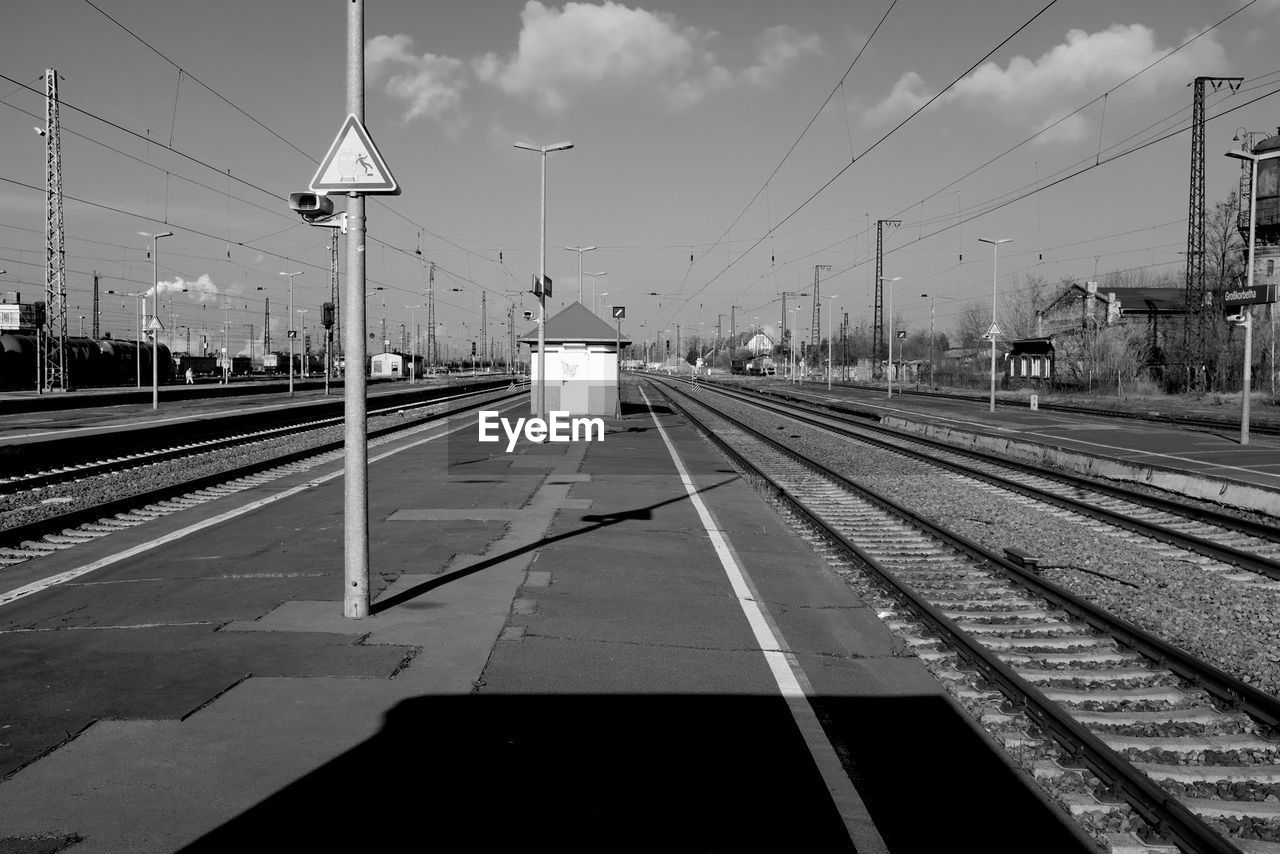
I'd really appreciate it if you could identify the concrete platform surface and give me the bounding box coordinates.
[0,380,1094,853]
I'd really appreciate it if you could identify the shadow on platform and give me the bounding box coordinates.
[178,693,1092,853]
[372,478,739,614]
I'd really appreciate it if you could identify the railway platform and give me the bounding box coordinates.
[0,379,1094,853]
[749,379,1280,517]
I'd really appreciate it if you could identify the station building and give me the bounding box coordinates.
[519,301,630,417]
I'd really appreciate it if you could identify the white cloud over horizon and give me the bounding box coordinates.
[864,23,1226,144]
[371,2,820,120]
[367,33,469,126]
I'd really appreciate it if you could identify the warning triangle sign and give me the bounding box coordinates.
[986,321,1002,337]
[310,114,399,195]
[146,315,164,331]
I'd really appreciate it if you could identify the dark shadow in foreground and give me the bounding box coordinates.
[179,694,1094,853]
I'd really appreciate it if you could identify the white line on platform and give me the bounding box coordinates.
[640,387,888,854]
[0,407,509,609]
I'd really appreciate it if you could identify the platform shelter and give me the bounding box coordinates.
[519,301,630,416]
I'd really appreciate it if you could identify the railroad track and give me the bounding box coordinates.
[0,383,528,574]
[762,377,1280,437]
[0,382,526,495]
[695,380,1280,586]
[648,377,1280,854]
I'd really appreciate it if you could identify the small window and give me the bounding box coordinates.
[1267,259,1275,278]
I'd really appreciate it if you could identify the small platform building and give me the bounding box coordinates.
[519,301,630,416]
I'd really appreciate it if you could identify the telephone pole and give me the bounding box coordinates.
[874,219,901,379]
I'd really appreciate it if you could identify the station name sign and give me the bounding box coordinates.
[1223,284,1277,307]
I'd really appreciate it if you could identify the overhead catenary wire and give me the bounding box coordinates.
[667,0,1062,324]
[670,0,1261,330]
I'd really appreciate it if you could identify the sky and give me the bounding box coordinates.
[2,0,1279,359]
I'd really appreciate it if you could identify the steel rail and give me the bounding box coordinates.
[0,386,528,551]
[712,381,1280,579]
[0,380,523,493]
[652,376,1266,854]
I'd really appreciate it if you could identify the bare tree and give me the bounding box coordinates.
[954,300,988,349]
[999,273,1050,339]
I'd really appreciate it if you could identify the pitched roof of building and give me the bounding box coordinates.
[1043,282,1187,315]
[517,300,632,345]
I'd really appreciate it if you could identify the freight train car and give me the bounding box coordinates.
[175,354,218,379]
[0,334,172,389]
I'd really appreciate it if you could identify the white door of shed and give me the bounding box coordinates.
[558,349,590,414]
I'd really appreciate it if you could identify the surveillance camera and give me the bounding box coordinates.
[1226,313,1245,323]
[288,192,334,221]
[33,126,45,136]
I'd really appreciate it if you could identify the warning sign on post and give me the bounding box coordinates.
[310,114,399,195]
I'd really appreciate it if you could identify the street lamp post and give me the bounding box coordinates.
[977,237,1012,413]
[515,140,574,423]
[598,292,610,318]
[297,309,310,377]
[584,272,607,314]
[1225,143,1280,445]
[824,294,839,390]
[405,304,423,382]
[145,231,173,410]
[565,246,596,304]
[280,270,303,397]
[879,276,901,397]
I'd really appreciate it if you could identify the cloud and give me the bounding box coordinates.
[157,274,220,302]
[367,33,468,126]
[865,23,1225,137]
[740,25,823,88]
[863,71,933,125]
[473,1,818,113]
[1031,112,1092,146]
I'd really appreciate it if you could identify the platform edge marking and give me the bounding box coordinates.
[639,387,889,854]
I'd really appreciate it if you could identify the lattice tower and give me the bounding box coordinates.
[810,265,830,350]
[1184,76,1241,380]
[44,69,68,390]
[427,262,437,367]
[92,272,100,339]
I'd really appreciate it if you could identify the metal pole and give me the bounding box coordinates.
[887,283,893,398]
[1242,156,1258,446]
[344,0,370,618]
[136,295,142,388]
[827,298,833,390]
[152,249,158,409]
[289,273,295,397]
[538,150,547,421]
[929,297,935,388]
